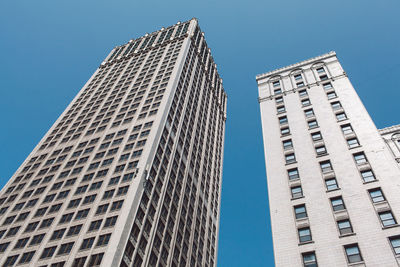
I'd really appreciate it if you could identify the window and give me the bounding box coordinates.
[347,138,360,148]
[331,197,345,211]
[73,257,87,266]
[14,237,29,249]
[6,226,20,237]
[288,168,299,180]
[320,74,328,80]
[301,99,311,106]
[331,101,342,110]
[294,74,302,81]
[298,227,312,243]
[341,124,353,135]
[80,237,95,250]
[320,160,333,173]
[316,67,325,74]
[327,91,337,99]
[294,205,307,219]
[50,229,66,240]
[0,242,10,252]
[275,96,283,104]
[336,112,347,121]
[29,234,45,245]
[281,127,290,135]
[89,220,103,231]
[291,186,303,199]
[302,251,318,267]
[111,200,124,211]
[379,211,397,227]
[308,120,318,129]
[315,146,327,156]
[325,178,338,191]
[299,89,308,97]
[96,234,111,247]
[67,224,82,236]
[75,209,90,220]
[40,246,57,259]
[369,188,385,203]
[277,105,286,114]
[297,81,305,87]
[285,153,296,164]
[304,109,314,118]
[311,132,322,141]
[96,204,109,215]
[274,88,282,95]
[389,236,400,255]
[283,139,293,150]
[88,253,104,266]
[59,213,73,224]
[57,242,74,255]
[273,80,280,87]
[279,116,288,125]
[338,220,353,235]
[344,244,363,263]
[361,170,376,183]
[104,216,118,228]
[353,152,367,164]
[323,82,332,90]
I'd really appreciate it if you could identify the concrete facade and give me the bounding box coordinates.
[0,19,226,267]
[257,52,400,266]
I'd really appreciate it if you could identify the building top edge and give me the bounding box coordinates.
[255,51,337,81]
[379,124,400,135]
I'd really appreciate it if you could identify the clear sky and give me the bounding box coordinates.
[1,0,400,266]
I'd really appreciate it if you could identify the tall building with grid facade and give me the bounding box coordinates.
[256,52,400,266]
[0,19,227,267]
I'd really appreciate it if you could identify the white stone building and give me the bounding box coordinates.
[257,52,400,266]
[380,125,400,166]
[0,19,226,267]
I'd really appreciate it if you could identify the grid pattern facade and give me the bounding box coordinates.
[257,52,400,266]
[0,18,227,267]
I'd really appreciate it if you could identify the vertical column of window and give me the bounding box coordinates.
[293,72,305,88]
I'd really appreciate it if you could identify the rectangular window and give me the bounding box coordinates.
[80,237,95,250]
[302,251,318,267]
[341,124,353,135]
[298,227,312,243]
[285,153,296,164]
[308,120,318,129]
[338,220,353,235]
[283,139,293,150]
[336,112,347,121]
[323,82,332,90]
[304,109,314,118]
[291,186,303,199]
[311,132,322,141]
[275,96,283,104]
[273,81,280,87]
[325,178,338,191]
[297,81,305,87]
[344,244,363,263]
[331,101,342,110]
[327,91,337,99]
[301,99,311,106]
[40,246,57,259]
[277,106,286,114]
[279,116,288,125]
[294,74,302,81]
[288,168,299,180]
[299,89,308,97]
[331,197,345,211]
[281,127,290,136]
[379,211,397,227]
[369,188,385,203]
[274,88,282,95]
[347,138,360,148]
[315,146,327,156]
[389,236,400,255]
[353,152,367,164]
[361,170,376,183]
[316,67,325,73]
[294,205,307,219]
[320,160,333,173]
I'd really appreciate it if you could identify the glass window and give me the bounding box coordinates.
[297,81,305,87]
[308,120,318,129]
[336,112,347,121]
[283,140,293,150]
[299,90,308,97]
[338,220,353,235]
[294,74,302,81]
[291,186,303,199]
[327,91,337,99]
[361,170,376,183]
[331,101,342,110]
[279,116,288,125]
[316,67,325,73]
[347,138,360,148]
[277,106,286,114]
[341,124,353,135]
[285,153,296,164]
[304,109,314,118]
[325,178,338,191]
[389,236,400,255]
[379,211,396,227]
[353,152,367,164]
[274,88,282,95]
[302,252,318,267]
[288,168,299,180]
[369,188,385,203]
[323,82,332,90]
[345,244,363,263]
[320,74,328,80]
[315,146,327,155]
[273,81,280,87]
[281,127,290,136]
[298,227,312,243]
[301,99,311,106]
[331,197,345,211]
[294,205,307,219]
[311,132,322,141]
[320,161,333,173]
[275,96,283,104]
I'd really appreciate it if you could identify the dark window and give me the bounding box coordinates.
[344,244,363,263]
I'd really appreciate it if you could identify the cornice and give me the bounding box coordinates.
[379,124,400,135]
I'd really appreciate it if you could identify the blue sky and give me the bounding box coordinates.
[1,0,400,266]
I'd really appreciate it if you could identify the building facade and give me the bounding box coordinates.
[380,125,400,166]
[0,19,226,267]
[257,52,400,266]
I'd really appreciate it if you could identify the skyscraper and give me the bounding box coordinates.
[256,52,400,266]
[0,18,227,267]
